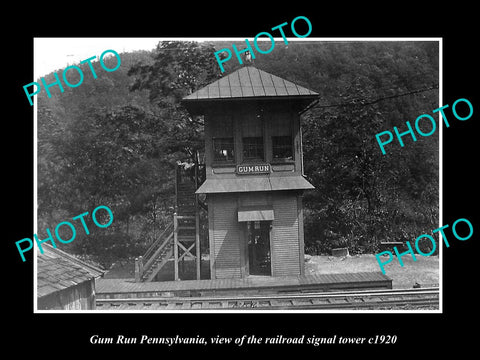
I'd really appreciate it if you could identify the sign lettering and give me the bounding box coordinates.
[236,164,271,175]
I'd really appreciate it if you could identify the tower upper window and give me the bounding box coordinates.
[211,116,235,163]
[242,114,264,162]
[270,115,294,162]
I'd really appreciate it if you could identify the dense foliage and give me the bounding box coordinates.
[37,40,439,266]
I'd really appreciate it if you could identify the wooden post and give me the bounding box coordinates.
[297,194,305,276]
[195,195,201,280]
[134,258,140,282]
[138,256,144,279]
[174,213,179,281]
[207,196,215,280]
[240,220,247,278]
[194,158,201,280]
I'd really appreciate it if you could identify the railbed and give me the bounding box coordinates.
[96,271,392,299]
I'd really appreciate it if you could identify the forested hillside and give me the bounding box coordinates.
[37,40,439,267]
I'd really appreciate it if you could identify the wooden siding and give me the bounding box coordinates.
[37,280,96,310]
[297,195,306,275]
[238,192,269,207]
[37,244,103,310]
[202,102,312,183]
[271,193,301,276]
[211,194,242,279]
[208,191,305,279]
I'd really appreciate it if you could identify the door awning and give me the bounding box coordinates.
[238,206,274,222]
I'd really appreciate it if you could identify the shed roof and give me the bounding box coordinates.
[37,245,104,298]
[183,66,318,102]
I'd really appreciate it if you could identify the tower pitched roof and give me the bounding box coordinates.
[183,66,318,102]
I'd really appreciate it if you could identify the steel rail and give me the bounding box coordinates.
[96,287,439,310]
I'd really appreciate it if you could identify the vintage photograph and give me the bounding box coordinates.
[34,38,440,312]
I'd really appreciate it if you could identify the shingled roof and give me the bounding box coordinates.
[37,245,104,298]
[183,66,318,101]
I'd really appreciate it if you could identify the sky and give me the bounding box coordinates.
[32,37,331,79]
[32,36,268,79]
[34,38,169,78]
[33,37,432,79]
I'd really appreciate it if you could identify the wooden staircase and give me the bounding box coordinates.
[173,163,201,281]
[135,223,174,282]
[135,161,205,282]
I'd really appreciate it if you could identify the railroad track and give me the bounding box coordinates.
[96,287,439,310]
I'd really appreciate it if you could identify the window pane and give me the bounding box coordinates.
[270,115,291,136]
[243,137,264,161]
[211,116,233,137]
[213,138,235,162]
[242,115,263,137]
[272,136,293,160]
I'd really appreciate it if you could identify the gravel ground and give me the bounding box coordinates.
[105,253,440,289]
[305,254,440,289]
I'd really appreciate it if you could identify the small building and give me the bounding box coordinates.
[182,66,318,279]
[37,245,104,310]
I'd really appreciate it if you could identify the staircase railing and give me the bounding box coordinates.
[143,222,173,261]
[142,232,174,273]
[135,222,174,282]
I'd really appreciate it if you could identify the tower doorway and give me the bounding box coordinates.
[247,221,271,276]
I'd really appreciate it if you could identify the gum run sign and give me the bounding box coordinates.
[236,164,271,175]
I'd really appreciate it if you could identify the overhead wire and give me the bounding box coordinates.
[300,84,439,114]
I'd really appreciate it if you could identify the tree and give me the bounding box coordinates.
[128,40,223,161]
[37,42,224,265]
[301,42,439,254]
